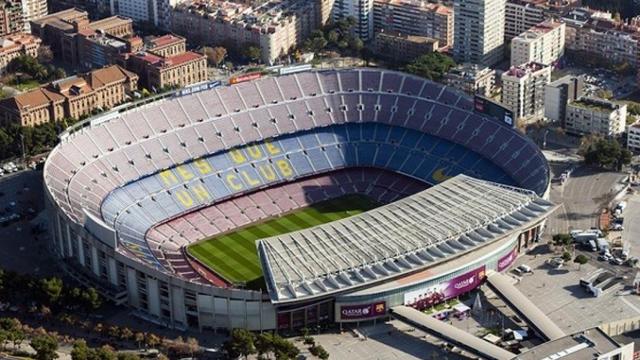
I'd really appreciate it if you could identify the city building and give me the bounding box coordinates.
[334,0,374,41]
[453,0,506,67]
[510,20,565,66]
[31,9,134,69]
[0,32,40,74]
[0,0,23,36]
[171,0,326,64]
[20,0,47,32]
[565,97,627,137]
[118,35,206,90]
[109,0,174,30]
[0,65,138,126]
[373,0,453,48]
[544,75,583,124]
[372,31,438,63]
[504,0,545,40]
[627,122,640,152]
[562,8,640,68]
[518,327,634,360]
[501,62,551,121]
[444,63,495,96]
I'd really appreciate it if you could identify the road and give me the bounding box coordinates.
[621,192,640,259]
[546,166,625,236]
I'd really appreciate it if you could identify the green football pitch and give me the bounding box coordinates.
[186,194,379,289]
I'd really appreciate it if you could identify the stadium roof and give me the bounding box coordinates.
[258,175,557,303]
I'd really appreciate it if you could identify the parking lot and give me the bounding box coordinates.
[508,251,640,333]
[545,165,625,236]
[312,321,469,360]
[0,168,57,275]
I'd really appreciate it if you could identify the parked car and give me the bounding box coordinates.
[610,257,625,266]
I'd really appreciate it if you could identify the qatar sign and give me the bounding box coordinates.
[339,301,386,320]
[404,266,486,310]
[497,247,518,272]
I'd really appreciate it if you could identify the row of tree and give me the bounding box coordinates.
[0,268,102,316]
[222,328,329,360]
[7,54,66,84]
[303,17,364,57]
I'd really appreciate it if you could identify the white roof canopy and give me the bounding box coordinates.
[258,175,556,303]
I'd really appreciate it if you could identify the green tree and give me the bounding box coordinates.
[31,334,59,360]
[271,334,299,360]
[243,46,262,63]
[582,138,631,170]
[203,46,227,67]
[574,254,589,270]
[348,37,364,54]
[327,30,339,44]
[223,329,256,359]
[404,53,456,81]
[40,277,63,305]
[552,234,573,246]
[116,353,140,360]
[71,340,91,360]
[562,251,572,262]
[94,345,117,360]
[255,332,274,358]
[81,287,102,311]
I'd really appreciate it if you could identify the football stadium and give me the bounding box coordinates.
[44,68,556,331]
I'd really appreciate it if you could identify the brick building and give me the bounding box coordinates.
[0,32,40,73]
[0,65,138,126]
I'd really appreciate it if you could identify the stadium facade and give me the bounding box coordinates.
[44,68,554,332]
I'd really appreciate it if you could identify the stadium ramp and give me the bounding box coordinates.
[486,271,565,341]
[389,306,515,360]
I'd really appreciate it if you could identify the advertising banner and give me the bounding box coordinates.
[497,247,518,272]
[404,266,486,310]
[339,301,386,320]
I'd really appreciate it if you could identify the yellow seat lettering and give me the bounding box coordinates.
[229,149,247,164]
[193,158,212,175]
[246,145,263,159]
[159,170,178,187]
[226,173,243,190]
[258,164,277,181]
[276,159,293,177]
[176,190,194,207]
[192,184,211,202]
[176,165,194,181]
[265,141,281,155]
[241,170,261,186]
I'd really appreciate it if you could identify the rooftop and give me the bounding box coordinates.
[517,327,624,360]
[258,175,556,303]
[513,20,564,41]
[146,34,185,49]
[503,62,549,78]
[569,97,623,112]
[0,33,41,54]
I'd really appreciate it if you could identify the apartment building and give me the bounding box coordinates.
[372,31,438,63]
[118,35,206,91]
[501,62,551,121]
[627,122,640,152]
[21,0,47,32]
[171,0,326,64]
[511,20,565,66]
[31,9,134,69]
[453,0,506,67]
[334,0,374,41]
[0,65,138,126]
[444,63,495,96]
[565,97,627,137]
[0,32,40,73]
[563,9,640,68]
[504,0,545,40]
[373,0,453,48]
[544,75,583,123]
[0,0,23,36]
[109,0,175,29]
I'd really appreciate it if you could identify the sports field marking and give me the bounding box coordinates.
[187,194,379,288]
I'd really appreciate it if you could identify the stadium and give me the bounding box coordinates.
[43,68,556,332]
